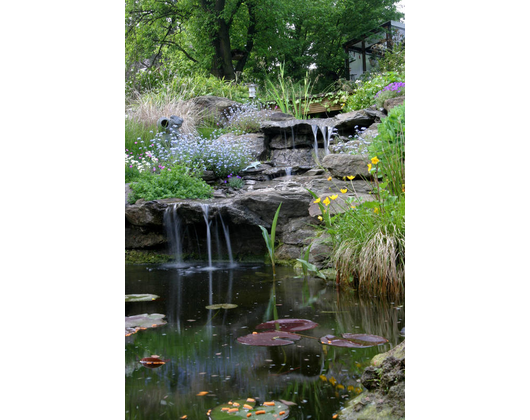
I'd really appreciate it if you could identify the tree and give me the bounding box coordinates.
[125,0,402,85]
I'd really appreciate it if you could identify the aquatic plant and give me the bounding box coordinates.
[237,331,301,346]
[320,333,388,348]
[258,203,282,275]
[255,319,318,332]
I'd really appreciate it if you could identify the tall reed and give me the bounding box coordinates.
[265,63,316,119]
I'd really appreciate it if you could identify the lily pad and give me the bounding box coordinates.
[125,294,159,302]
[210,399,289,420]
[255,318,318,332]
[125,313,166,336]
[237,331,301,347]
[205,303,238,310]
[341,333,389,347]
[320,333,388,348]
[139,355,169,369]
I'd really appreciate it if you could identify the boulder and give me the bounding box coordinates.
[384,96,405,112]
[321,154,371,179]
[340,341,405,420]
[188,95,240,123]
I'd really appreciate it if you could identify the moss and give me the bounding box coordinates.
[125,250,173,264]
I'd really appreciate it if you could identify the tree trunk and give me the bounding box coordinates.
[202,0,236,80]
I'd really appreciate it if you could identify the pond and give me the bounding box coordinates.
[125,262,405,420]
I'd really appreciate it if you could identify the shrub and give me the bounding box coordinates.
[343,72,404,112]
[368,104,405,196]
[127,164,213,203]
[374,82,405,108]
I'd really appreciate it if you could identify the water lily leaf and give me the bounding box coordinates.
[210,399,289,420]
[205,303,238,310]
[319,333,388,348]
[125,294,159,302]
[125,313,166,336]
[237,331,302,346]
[255,318,318,332]
[341,333,389,347]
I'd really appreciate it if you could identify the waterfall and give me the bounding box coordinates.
[285,167,292,176]
[311,124,319,164]
[219,213,234,266]
[199,204,236,268]
[164,204,184,266]
[200,204,214,268]
[318,125,333,155]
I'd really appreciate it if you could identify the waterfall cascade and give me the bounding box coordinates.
[164,203,235,268]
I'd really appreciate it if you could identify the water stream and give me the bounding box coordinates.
[125,263,405,419]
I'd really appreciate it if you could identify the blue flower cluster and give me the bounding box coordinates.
[138,127,253,179]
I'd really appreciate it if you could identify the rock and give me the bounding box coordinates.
[125,183,133,205]
[188,95,240,123]
[321,154,371,179]
[333,109,375,131]
[268,112,295,121]
[340,341,405,420]
[126,200,168,227]
[384,96,405,112]
[218,132,268,161]
[270,148,320,167]
[125,226,167,249]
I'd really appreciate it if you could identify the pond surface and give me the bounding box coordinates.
[125,262,405,420]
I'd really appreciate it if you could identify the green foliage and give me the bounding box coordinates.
[258,204,282,275]
[343,72,404,112]
[127,165,213,203]
[125,0,402,93]
[368,104,405,196]
[377,43,405,74]
[265,63,317,119]
[226,174,245,189]
[308,104,405,297]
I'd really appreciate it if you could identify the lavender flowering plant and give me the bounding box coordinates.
[374,82,405,108]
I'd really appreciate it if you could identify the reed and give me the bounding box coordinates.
[258,203,282,276]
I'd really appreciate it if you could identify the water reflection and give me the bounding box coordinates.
[125,263,404,419]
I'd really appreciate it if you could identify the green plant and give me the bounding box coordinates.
[258,203,282,275]
[265,63,317,119]
[374,82,405,108]
[127,164,213,203]
[343,72,404,112]
[226,174,245,189]
[368,104,405,196]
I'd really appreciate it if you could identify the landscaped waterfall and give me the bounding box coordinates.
[164,203,235,268]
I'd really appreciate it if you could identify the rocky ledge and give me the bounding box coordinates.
[126,167,375,265]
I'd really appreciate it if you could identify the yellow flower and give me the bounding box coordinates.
[329,377,337,387]
[351,205,356,209]
[371,156,380,165]
[313,197,321,203]
[323,197,331,206]
[330,194,338,200]
[336,384,345,390]
[319,375,327,382]
[347,385,355,392]
[340,188,347,193]
[367,163,372,171]
[317,216,323,221]
[347,175,355,180]
[327,176,332,181]
[374,207,380,214]
[402,184,405,192]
